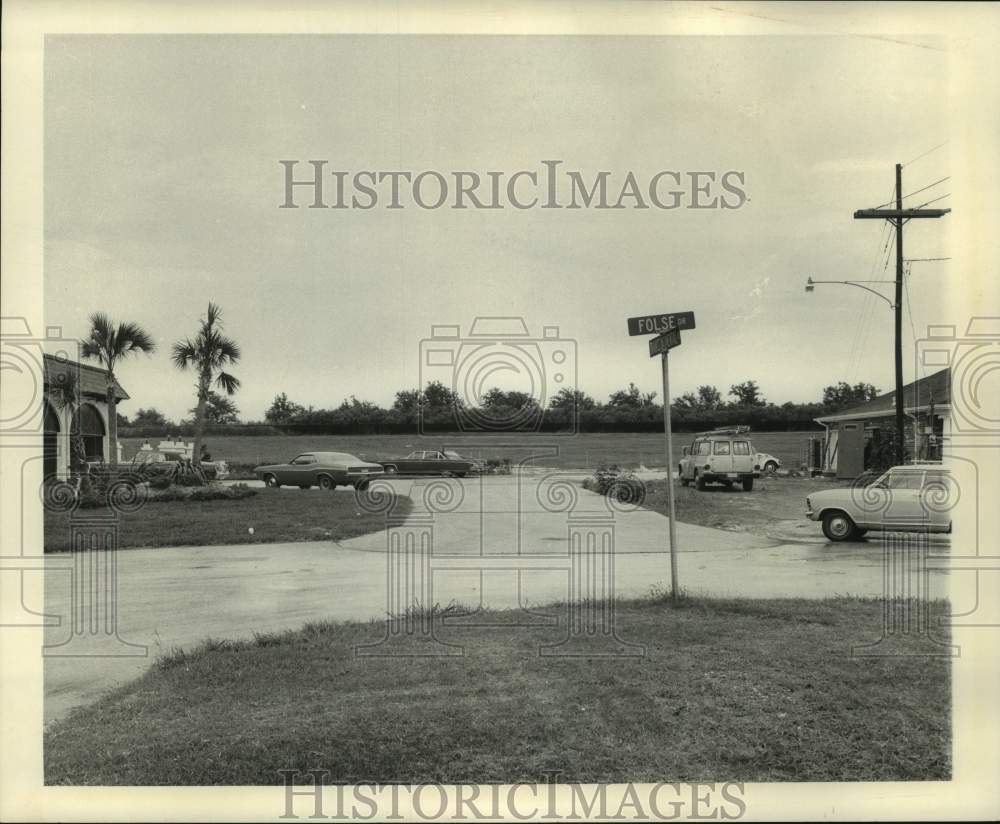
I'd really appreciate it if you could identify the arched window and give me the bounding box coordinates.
[44,403,60,479]
[74,404,106,461]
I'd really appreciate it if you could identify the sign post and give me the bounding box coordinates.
[647,328,683,598]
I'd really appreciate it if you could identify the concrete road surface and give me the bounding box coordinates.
[42,474,950,723]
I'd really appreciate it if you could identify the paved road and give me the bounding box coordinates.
[43,474,950,723]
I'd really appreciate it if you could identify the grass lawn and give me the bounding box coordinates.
[642,475,854,537]
[44,596,950,784]
[43,488,411,553]
[123,431,818,474]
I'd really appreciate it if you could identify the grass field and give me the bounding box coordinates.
[123,431,819,473]
[44,595,950,785]
[43,488,411,553]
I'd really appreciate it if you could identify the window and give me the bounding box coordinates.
[732,441,750,455]
[713,441,731,456]
[887,471,923,490]
[923,471,949,489]
[696,441,711,456]
[291,455,315,465]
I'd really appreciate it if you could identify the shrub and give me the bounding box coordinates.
[583,464,646,505]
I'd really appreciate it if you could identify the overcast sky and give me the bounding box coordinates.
[44,34,951,421]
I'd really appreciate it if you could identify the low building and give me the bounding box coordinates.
[42,354,128,479]
[814,368,950,477]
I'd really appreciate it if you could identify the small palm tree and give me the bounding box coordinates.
[81,313,156,466]
[171,303,241,467]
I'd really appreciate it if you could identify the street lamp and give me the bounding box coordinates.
[805,277,896,308]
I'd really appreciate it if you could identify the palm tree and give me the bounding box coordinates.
[171,303,241,466]
[81,313,156,466]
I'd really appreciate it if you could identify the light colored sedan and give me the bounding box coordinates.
[253,451,384,490]
[806,463,953,542]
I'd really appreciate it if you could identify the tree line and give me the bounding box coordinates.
[120,379,880,437]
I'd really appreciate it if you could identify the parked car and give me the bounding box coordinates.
[757,452,781,473]
[131,449,230,480]
[679,427,759,491]
[378,450,476,477]
[253,452,383,490]
[806,463,952,542]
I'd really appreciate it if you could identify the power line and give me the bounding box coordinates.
[871,176,950,209]
[912,192,950,209]
[903,141,948,167]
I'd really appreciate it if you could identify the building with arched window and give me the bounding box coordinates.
[42,354,129,479]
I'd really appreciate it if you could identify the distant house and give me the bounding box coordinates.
[814,368,949,477]
[42,354,129,479]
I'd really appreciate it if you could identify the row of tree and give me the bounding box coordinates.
[120,379,880,437]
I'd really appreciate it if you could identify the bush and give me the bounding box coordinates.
[583,464,646,505]
[149,483,257,503]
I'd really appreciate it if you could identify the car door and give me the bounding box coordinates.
[283,454,316,485]
[921,469,952,532]
[884,469,926,527]
[731,440,753,474]
[711,439,734,476]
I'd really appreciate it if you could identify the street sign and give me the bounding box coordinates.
[649,327,681,357]
[627,310,695,337]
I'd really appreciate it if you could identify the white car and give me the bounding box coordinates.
[756,452,781,473]
[805,463,952,542]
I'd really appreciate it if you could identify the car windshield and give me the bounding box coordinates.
[443,451,463,460]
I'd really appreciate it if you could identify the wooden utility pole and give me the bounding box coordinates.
[894,163,905,465]
[854,167,950,465]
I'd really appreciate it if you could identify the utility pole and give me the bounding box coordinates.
[854,166,949,465]
[894,163,905,465]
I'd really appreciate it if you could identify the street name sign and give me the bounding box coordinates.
[649,327,681,357]
[627,310,696,336]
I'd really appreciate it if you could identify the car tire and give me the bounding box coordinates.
[742,478,754,492]
[764,461,778,473]
[263,474,279,488]
[355,479,370,491]
[318,475,335,491]
[695,472,706,491]
[822,510,857,542]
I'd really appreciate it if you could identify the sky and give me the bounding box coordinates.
[43,34,951,422]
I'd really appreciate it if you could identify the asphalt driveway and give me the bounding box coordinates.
[42,473,950,723]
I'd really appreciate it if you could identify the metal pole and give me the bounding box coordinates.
[662,351,679,598]
[894,162,906,465]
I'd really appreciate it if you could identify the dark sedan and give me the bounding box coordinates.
[378,450,476,477]
[253,452,384,490]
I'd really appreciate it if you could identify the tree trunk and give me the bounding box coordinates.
[107,373,118,466]
[192,371,210,467]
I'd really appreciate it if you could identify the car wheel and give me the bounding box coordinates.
[695,472,706,491]
[742,477,754,492]
[263,474,279,488]
[318,475,335,491]
[822,510,857,542]
[384,465,398,475]
[764,461,778,473]
[355,479,370,491]
[442,471,454,478]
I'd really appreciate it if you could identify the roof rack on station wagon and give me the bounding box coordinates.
[697,426,752,436]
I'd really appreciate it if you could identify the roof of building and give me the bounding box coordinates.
[43,353,130,401]
[815,368,949,424]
